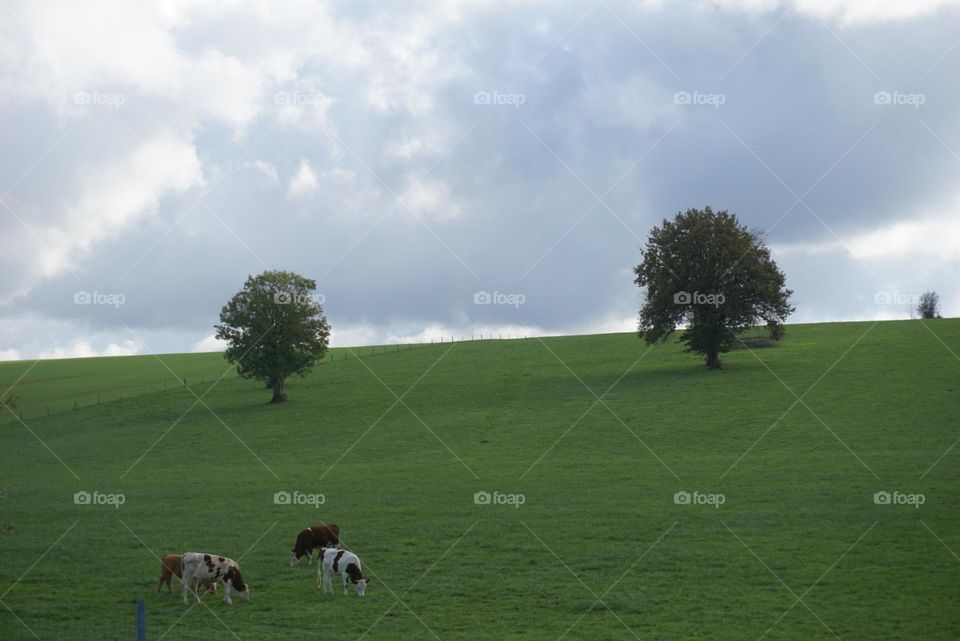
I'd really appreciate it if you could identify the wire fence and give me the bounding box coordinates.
[3,597,384,640]
[3,618,307,641]
[0,335,529,426]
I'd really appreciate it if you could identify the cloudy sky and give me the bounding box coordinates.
[1,0,959,360]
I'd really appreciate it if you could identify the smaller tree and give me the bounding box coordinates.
[215,271,331,403]
[917,291,941,319]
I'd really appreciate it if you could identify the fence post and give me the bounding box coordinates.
[136,597,146,641]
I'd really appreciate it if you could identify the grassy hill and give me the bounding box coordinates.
[0,344,418,422]
[1,320,958,640]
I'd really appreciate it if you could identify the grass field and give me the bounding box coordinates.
[1,319,958,640]
[0,344,423,423]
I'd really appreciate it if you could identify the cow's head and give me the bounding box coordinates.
[289,551,302,567]
[225,566,251,601]
[346,562,368,596]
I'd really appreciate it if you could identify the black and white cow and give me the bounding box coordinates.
[181,552,250,605]
[316,548,368,597]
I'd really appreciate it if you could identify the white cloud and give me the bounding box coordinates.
[42,132,203,278]
[771,212,960,263]
[0,348,21,362]
[701,0,960,23]
[245,160,279,183]
[287,159,319,199]
[39,339,141,360]
[402,180,462,221]
[191,334,227,353]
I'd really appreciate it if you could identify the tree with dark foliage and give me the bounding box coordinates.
[634,207,794,369]
[215,271,330,403]
[917,291,940,319]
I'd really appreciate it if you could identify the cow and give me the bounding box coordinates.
[157,554,216,593]
[290,524,340,567]
[317,548,368,597]
[181,553,250,605]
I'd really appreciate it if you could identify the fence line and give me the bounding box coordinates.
[3,596,380,640]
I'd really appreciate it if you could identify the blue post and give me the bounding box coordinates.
[136,598,146,641]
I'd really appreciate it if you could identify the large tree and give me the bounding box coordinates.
[215,271,331,403]
[634,207,794,369]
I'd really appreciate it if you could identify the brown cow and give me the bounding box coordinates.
[290,524,340,566]
[157,554,216,593]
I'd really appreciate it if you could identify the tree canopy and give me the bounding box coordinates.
[634,207,794,369]
[215,270,331,402]
[917,291,940,319]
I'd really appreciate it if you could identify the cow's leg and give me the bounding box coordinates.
[323,569,332,595]
[182,575,191,605]
[223,581,233,605]
[342,575,349,596]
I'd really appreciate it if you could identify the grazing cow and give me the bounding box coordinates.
[317,548,368,597]
[157,554,216,593]
[290,524,340,567]
[181,553,250,605]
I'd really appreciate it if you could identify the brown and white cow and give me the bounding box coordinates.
[290,524,340,566]
[157,554,216,593]
[317,548,368,597]
[181,553,250,605]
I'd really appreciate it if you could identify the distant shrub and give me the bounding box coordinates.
[766,320,786,341]
[733,324,781,349]
[918,291,941,319]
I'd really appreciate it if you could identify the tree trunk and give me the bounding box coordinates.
[269,376,287,403]
[705,351,722,370]
[265,375,278,389]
